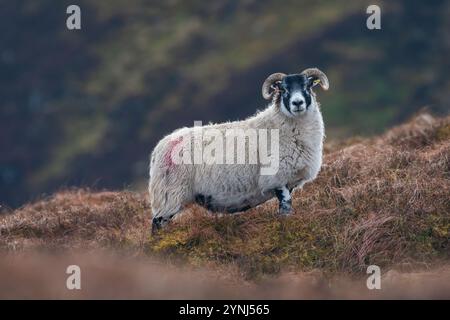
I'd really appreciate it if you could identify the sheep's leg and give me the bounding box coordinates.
[152,210,179,234]
[151,188,191,233]
[150,180,192,233]
[149,157,194,233]
[275,185,292,215]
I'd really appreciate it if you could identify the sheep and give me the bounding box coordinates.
[149,68,329,232]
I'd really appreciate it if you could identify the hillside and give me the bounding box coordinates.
[1,0,449,208]
[1,114,449,289]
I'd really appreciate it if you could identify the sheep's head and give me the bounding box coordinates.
[262,68,329,118]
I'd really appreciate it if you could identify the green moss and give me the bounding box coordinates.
[436,124,450,141]
[151,229,191,252]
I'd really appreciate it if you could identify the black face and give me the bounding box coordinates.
[277,74,316,116]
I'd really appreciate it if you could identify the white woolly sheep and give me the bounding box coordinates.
[149,68,329,231]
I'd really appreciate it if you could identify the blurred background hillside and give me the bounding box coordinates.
[1,0,449,208]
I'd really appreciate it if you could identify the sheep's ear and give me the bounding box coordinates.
[307,76,322,89]
[301,68,329,90]
[271,80,282,91]
[262,73,286,100]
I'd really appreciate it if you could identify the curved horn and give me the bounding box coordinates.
[301,68,329,90]
[262,73,286,100]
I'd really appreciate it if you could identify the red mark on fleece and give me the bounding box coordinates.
[163,137,183,168]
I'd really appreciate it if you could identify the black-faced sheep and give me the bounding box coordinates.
[149,68,329,231]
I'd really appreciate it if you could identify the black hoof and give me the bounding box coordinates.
[152,217,163,234]
[278,203,292,215]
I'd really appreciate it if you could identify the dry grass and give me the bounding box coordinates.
[148,113,450,278]
[0,113,449,298]
[0,191,151,252]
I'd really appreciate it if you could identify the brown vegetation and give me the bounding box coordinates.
[0,113,449,298]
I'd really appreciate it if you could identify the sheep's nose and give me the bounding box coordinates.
[292,100,304,107]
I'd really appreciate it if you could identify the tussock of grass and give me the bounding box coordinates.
[1,114,449,278]
[0,191,151,251]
